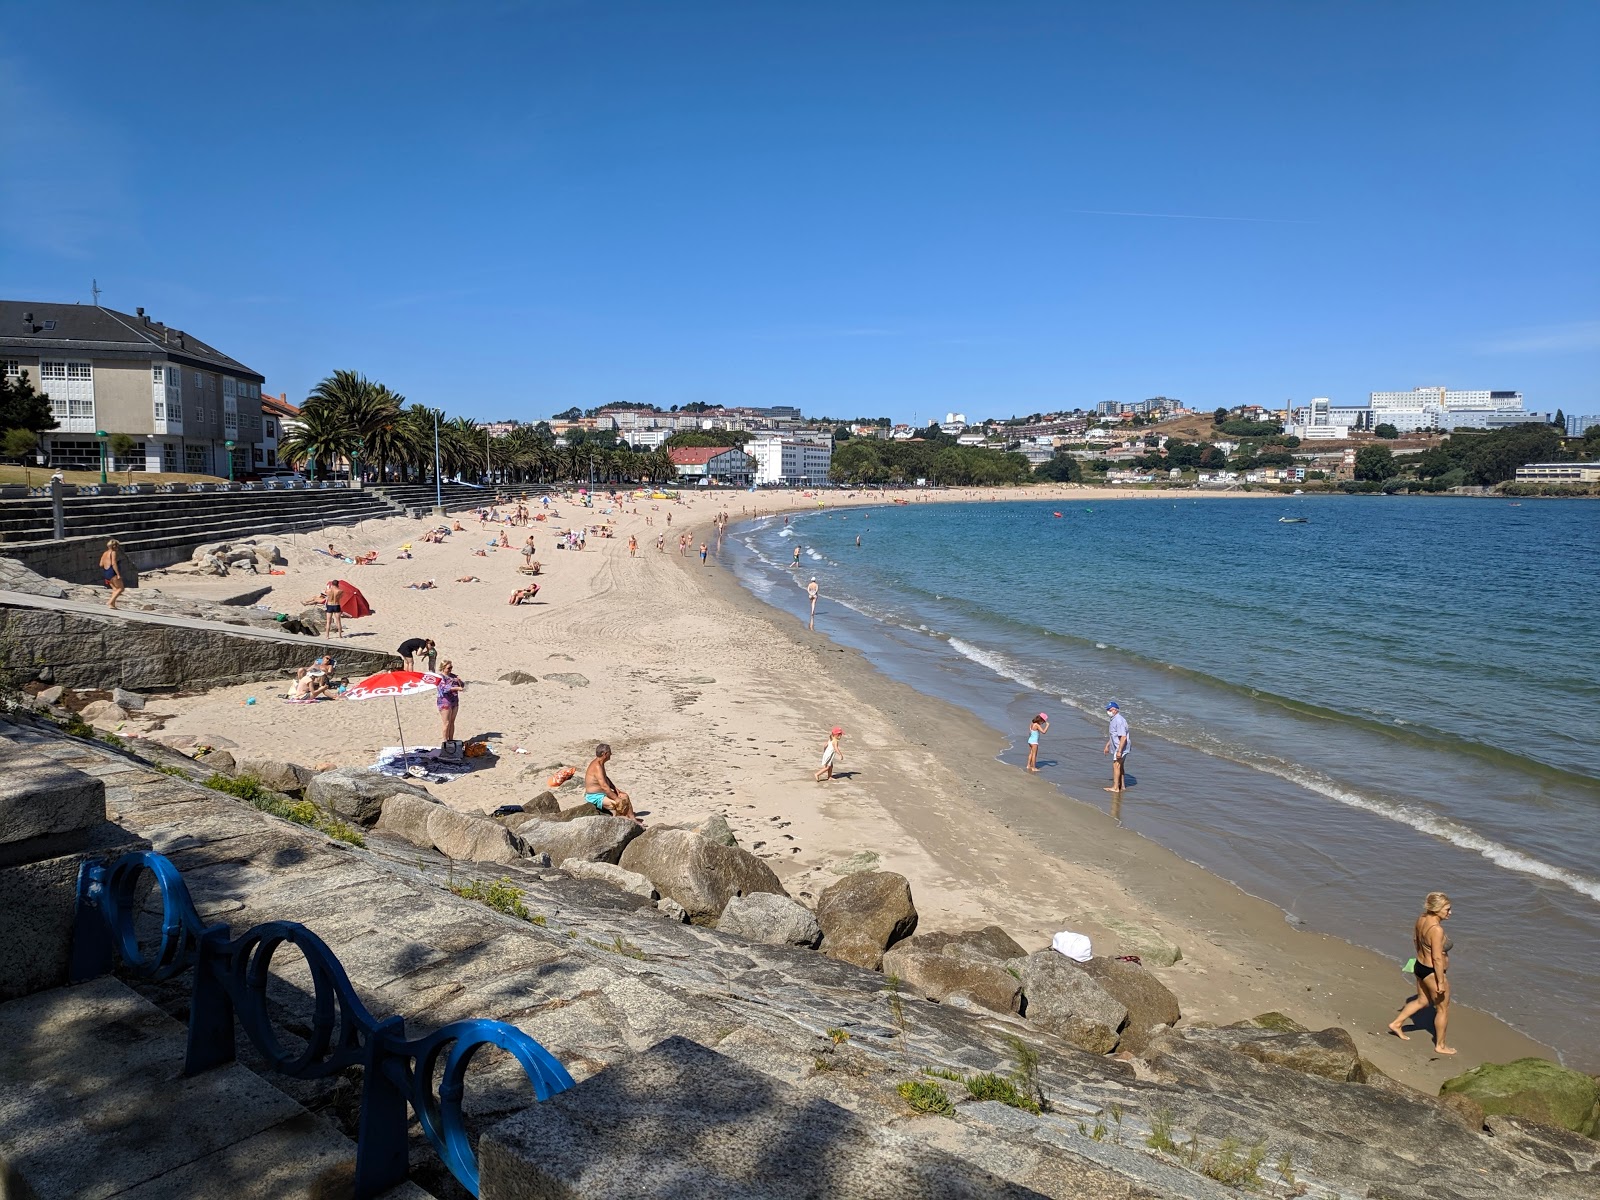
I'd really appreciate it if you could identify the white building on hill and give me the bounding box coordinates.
[1368,387,1542,432]
[750,436,833,487]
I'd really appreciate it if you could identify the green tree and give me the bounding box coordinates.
[1553,408,1565,429]
[1033,451,1082,482]
[2,427,38,483]
[1213,407,1228,424]
[833,424,852,441]
[108,433,138,483]
[665,429,749,449]
[1354,445,1396,481]
[1374,423,1400,439]
[0,369,57,434]
[552,406,582,420]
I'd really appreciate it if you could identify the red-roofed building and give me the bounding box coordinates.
[669,445,755,486]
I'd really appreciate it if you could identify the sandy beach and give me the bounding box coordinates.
[141,483,1551,1094]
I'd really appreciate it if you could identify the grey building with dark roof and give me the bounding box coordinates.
[1,301,266,476]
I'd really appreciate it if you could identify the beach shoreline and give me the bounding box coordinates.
[139,484,1556,1092]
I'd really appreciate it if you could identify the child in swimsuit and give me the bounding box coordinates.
[1026,712,1049,773]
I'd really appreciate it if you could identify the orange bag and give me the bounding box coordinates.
[547,766,576,788]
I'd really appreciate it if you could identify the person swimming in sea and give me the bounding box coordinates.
[1388,891,1458,1054]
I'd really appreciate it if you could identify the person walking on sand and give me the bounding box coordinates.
[584,743,642,824]
[1103,700,1130,792]
[807,577,819,630]
[435,660,464,743]
[1388,892,1458,1054]
[1026,712,1049,772]
[322,580,345,638]
[815,727,845,782]
[628,535,637,558]
[699,541,708,565]
[99,539,125,609]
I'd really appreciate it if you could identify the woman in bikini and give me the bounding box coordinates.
[99,539,125,609]
[1388,891,1457,1054]
[436,661,464,742]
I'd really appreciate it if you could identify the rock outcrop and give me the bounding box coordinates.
[1440,1058,1600,1138]
[1072,956,1180,1054]
[507,814,641,867]
[1186,1024,1367,1082]
[618,827,786,923]
[816,871,918,970]
[562,861,659,900]
[880,939,1022,1015]
[1013,952,1127,1053]
[234,756,314,797]
[717,892,822,948]
[308,767,433,827]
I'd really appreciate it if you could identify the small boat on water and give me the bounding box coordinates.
[1278,516,1308,524]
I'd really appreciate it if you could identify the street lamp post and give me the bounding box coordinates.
[433,411,442,510]
[96,430,108,485]
[351,437,363,490]
[224,440,235,482]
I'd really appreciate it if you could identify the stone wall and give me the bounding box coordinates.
[0,599,392,691]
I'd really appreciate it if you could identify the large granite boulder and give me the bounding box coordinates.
[196,749,238,775]
[234,756,314,797]
[1440,1058,1600,1138]
[562,860,659,900]
[1186,1024,1366,1082]
[507,813,641,867]
[618,827,786,923]
[816,871,918,970]
[690,812,738,847]
[1014,951,1127,1053]
[374,793,444,848]
[425,806,529,865]
[717,892,822,948]
[308,767,433,827]
[1072,956,1181,1054]
[522,790,561,816]
[881,939,1022,1015]
[906,925,1025,962]
[79,700,130,728]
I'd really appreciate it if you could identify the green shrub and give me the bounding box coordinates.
[1146,1108,1179,1153]
[451,877,531,921]
[1199,1138,1266,1187]
[964,1072,1041,1114]
[203,772,268,802]
[200,775,364,845]
[896,1080,954,1116]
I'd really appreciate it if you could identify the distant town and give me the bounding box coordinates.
[2,300,1596,494]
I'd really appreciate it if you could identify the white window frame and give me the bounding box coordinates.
[2,360,19,379]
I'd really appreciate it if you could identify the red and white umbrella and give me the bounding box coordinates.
[344,669,444,762]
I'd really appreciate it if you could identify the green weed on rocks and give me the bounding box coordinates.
[896,1080,954,1117]
[451,877,532,921]
[964,1072,1042,1114]
[203,773,365,846]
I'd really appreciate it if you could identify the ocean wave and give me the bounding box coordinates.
[1252,763,1600,904]
[946,637,1058,698]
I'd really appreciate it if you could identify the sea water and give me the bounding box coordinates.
[726,496,1600,1067]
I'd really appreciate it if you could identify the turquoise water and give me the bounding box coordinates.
[727,496,1600,1066]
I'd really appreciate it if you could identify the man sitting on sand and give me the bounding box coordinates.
[583,744,642,825]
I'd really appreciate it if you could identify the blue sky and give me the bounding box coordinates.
[5,1,1597,423]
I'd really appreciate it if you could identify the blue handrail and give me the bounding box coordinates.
[70,850,574,1198]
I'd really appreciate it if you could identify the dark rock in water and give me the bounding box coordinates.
[1072,956,1180,1054]
[1440,1057,1600,1138]
[1013,951,1126,1053]
[620,827,787,923]
[307,766,431,827]
[881,940,1022,1015]
[815,871,917,970]
[717,892,822,948]
[1184,1024,1366,1082]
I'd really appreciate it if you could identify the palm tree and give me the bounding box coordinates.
[280,402,354,479]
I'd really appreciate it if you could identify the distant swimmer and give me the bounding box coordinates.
[1026,712,1049,772]
[1388,892,1458,1054]
[855,534,861,547]
[1102,700,1129,792]
[807,576,819,630]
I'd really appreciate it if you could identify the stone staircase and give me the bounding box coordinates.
[0,976,430,1199]
[367,482,490,516]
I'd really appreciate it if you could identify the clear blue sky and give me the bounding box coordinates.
[6,1,1597,423]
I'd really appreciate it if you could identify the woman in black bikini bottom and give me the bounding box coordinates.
[1388,891,1457,1054]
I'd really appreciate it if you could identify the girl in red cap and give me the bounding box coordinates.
[815,727,845,782]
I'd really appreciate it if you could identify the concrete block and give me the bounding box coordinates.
[0,757,106,847]
[0,823,149,1001]
[479,1036,1045,1200]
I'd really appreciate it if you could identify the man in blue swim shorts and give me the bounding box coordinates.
[583,743,642,825]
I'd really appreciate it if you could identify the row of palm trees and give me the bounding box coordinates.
[276,371,678,487]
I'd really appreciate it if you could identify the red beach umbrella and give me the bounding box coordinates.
[344,669,443,763]
[334,580,373,619]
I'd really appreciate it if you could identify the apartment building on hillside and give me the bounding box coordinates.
[1,301,265,476]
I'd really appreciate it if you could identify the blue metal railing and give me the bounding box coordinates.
[70,850,574,1198]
